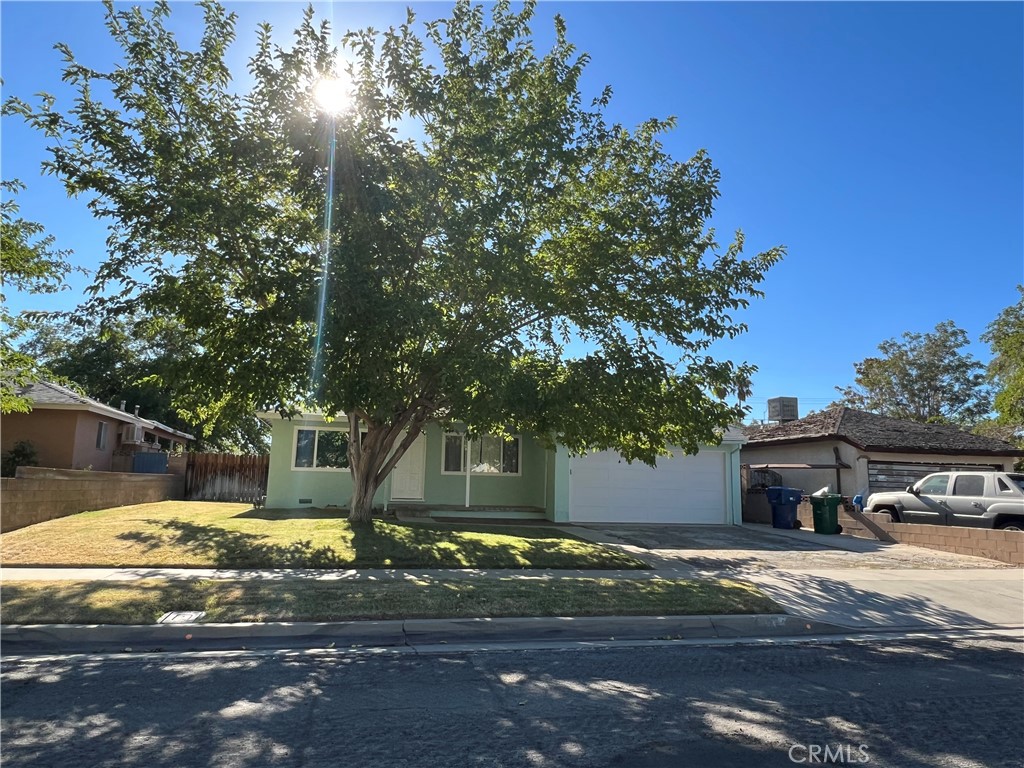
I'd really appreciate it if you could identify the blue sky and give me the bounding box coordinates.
[2,1,1022,420]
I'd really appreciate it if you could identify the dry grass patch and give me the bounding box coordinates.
[0,578,781,624]
[0,501,646,570]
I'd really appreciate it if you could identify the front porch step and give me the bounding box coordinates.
[427,508,548,521]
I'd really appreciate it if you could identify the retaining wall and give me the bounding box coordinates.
[853,510,1023,566]
[749,494,1022,565]
[794,501,1023,566]
[1,467,184,533]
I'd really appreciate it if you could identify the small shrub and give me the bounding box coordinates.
[1,440,39,477]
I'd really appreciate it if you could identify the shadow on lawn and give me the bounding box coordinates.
[117,517,645,570]
[119,520,347,569]
[234,508,346,521]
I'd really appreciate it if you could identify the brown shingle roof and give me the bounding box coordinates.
[744,407,1023,456]
[17,380,138,422]
[16,381,194,440]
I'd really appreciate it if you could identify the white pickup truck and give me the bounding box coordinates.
[865,471,1024,530]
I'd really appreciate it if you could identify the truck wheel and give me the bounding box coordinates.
[997,520,1024,532]
[875,506,900,523]
[836,524,843,534]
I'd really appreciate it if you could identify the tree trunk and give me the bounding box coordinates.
[346,408,433,525]
[348,462,379,524]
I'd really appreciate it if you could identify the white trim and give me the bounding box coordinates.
[291,425,352,472]
[440,432,523,477]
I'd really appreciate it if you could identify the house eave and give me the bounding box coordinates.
[27,401,141,425]
[860,445,1024,457]
[744,434,864,450]
[745,433,1024,457]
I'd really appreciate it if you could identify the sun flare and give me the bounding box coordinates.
[313,74,352,115]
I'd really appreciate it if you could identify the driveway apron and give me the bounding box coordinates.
[568,523,1024,632]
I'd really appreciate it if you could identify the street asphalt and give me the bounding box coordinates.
[2,636,1021,767]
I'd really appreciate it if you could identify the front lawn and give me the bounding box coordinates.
[0,577,781,624]
[0,502,646,570]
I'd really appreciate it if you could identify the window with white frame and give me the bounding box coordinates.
[442,433,521,475]
[294,427,352,470]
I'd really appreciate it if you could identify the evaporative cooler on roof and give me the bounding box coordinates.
[767,397,799,423]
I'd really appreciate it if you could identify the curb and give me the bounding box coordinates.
[0,614,846,655]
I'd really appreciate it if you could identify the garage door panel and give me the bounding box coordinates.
[570,449,727,524]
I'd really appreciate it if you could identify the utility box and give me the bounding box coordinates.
[132,452,168,474]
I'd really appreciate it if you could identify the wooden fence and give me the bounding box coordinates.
[185,453,269,503]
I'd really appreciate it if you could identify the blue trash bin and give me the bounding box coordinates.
[766,486,804,530]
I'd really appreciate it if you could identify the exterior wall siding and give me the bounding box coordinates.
[71,411,116,471]
[742,441,1014,498]
[1,410,78,469]
[741,441,857,496]
[265,418,547,510]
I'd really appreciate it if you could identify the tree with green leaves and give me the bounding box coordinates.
[7,0,783,522]
[982,286,1024,432]
[0,180,79,414]
[22,315,270,453]
[834,320,991,426]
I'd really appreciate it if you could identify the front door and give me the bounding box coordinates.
[391,434,426,501]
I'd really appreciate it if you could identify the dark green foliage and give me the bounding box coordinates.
[835,321,991,427]
[6,0,783,519]
[0,180,79,414]
[983,287,1024,432]
[2,440,39,477]
[22,316,269,453]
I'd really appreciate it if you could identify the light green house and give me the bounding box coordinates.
[263,414,747,525]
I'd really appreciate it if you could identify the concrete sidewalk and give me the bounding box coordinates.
[0,565,684,582]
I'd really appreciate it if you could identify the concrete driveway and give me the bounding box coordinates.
[571,523,1024,633]
[576,522,1011,570]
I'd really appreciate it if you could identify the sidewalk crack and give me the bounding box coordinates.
[401,620,417,654]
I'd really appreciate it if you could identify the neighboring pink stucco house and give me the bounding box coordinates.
[1,381,193,472]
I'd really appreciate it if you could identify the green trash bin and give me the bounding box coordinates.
[809,494,844,535]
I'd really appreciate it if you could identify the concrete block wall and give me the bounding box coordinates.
[791,502,1021,565]
[1,467,184,533]
[794,500,861,532]
[851,511,1024,566]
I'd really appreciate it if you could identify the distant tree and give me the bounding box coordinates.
[8,0,783,522]
[0,180,78,414]
[982,286,1024,432]
[22,315,270,453]
[834,321,991,426]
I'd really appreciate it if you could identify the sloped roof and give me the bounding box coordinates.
[17,380,140,423]
[16,381,194,441]
[744,407,1023,456]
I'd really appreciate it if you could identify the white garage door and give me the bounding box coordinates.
[569,449,728,524]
